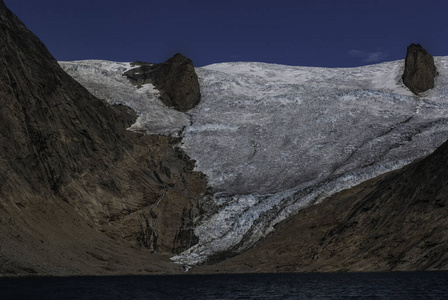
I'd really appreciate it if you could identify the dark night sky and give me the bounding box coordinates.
[5,0,448,67]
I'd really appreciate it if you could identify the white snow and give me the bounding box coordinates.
[183,61,424,195]
[60,60,190,136]
[60,57,448,269]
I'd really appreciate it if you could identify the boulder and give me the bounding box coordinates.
[124,53,201,112]
[402,44,437,94]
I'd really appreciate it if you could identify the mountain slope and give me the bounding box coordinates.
[193,135,448,273]
[0,0,206,276]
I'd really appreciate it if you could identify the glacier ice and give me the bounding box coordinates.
[60,57,448,268]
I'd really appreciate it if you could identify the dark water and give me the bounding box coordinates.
[1,272,447,299]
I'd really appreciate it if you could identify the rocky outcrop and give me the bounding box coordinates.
[194,135,448,273]
[124,53,201,112]
[402,44,437,94]
[0,1,206,276]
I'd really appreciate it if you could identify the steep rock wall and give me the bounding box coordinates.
[0,0,207,276]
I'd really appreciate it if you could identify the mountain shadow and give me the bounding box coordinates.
[0,0,206,276]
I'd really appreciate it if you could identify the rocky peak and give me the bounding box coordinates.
[402,43,437,94]
[124,53,201,112]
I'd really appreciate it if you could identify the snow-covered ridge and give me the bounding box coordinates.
[60,58,448,268]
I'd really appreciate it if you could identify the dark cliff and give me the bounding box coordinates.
[402,44,437,94]
[0,1,206,276]
[124,53,201,112]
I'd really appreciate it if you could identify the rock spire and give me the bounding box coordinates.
[402,43,437,94]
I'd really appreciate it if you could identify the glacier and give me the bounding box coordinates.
[60,57,448,268]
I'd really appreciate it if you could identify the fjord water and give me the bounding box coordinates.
[2,272,447,299]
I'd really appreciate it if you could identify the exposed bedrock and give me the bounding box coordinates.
[124,53,201,112]
[0,0,207,276]
[402,43,437,94]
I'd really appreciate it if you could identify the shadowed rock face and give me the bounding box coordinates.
[0,0,206,276]
[124,53,201,112]
[402,44,437,94]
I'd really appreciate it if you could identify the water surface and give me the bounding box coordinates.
[1,271,447,299]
